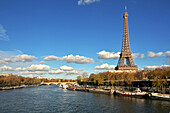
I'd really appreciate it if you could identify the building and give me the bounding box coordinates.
[115,7,138,71]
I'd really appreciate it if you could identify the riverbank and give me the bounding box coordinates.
[66,85,170,101]
[0,84,41,90]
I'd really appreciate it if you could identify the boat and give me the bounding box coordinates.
[62,84,68,89]
[67,87,76,91]
[148,93,170,101]
[59,83,62,88]
[59,83,68,89]
[72,87,76,91]
[76,88,89,92]
[89,88,113,95]
[115,88,146,97]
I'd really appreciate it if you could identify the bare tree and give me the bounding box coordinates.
[82,72,89,81]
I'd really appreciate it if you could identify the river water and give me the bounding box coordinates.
[0,85,169,113]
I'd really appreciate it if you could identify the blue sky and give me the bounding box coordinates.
[0,0,169,79]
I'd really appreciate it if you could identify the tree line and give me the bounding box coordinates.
[77,67,170,87]
[0,74,76,87]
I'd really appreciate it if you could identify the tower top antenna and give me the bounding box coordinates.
[125,5,127,12]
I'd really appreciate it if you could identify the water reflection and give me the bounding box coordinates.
[0,85,169,113]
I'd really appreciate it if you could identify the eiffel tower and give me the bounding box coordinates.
[115,7,138,71]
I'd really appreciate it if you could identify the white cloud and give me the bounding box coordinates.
[98,50,139,59]
[143,66,159,70]
[94,70,115,73]
[0,65,14,71]
[19,71,33,75]
[19,71,47,75]
[97,50,120,59]
[95,63,116,70]
[51,68,58,70]
[65,70,80,75]
[132,53,139,59]
[13,54,37,62]
[27,74,34,78]
[147,51,164,57]
[49,66,81,75]
[44,55,58,61]
[49,70,64,74]
[0,51,18,64]
[34,71,47,75]
[40,61,45,64]
[0,58,13,64]
[0,51,39,66]
[48,69,80,75]
[15,64,51,72]
[165,51,170,58]
[15,64,51,75]
[0,50,21,58]
[60,65,74,71]
[142,65,170,70]
[140,54,144,59]
[0,24,9,41]
[44,54,94,64]
[0,60,8,64]
[94,70,100,73]
[61,54,94,64]
[16,67,27,71]
[27,64,51,71]
[78,0,100,5]
[4,58,12,63]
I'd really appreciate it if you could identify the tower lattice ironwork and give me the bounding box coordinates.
[115,7,138,70]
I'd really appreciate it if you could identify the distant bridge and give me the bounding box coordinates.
[41,82,77,85]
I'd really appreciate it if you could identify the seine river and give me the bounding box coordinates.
[0,85,169,113]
